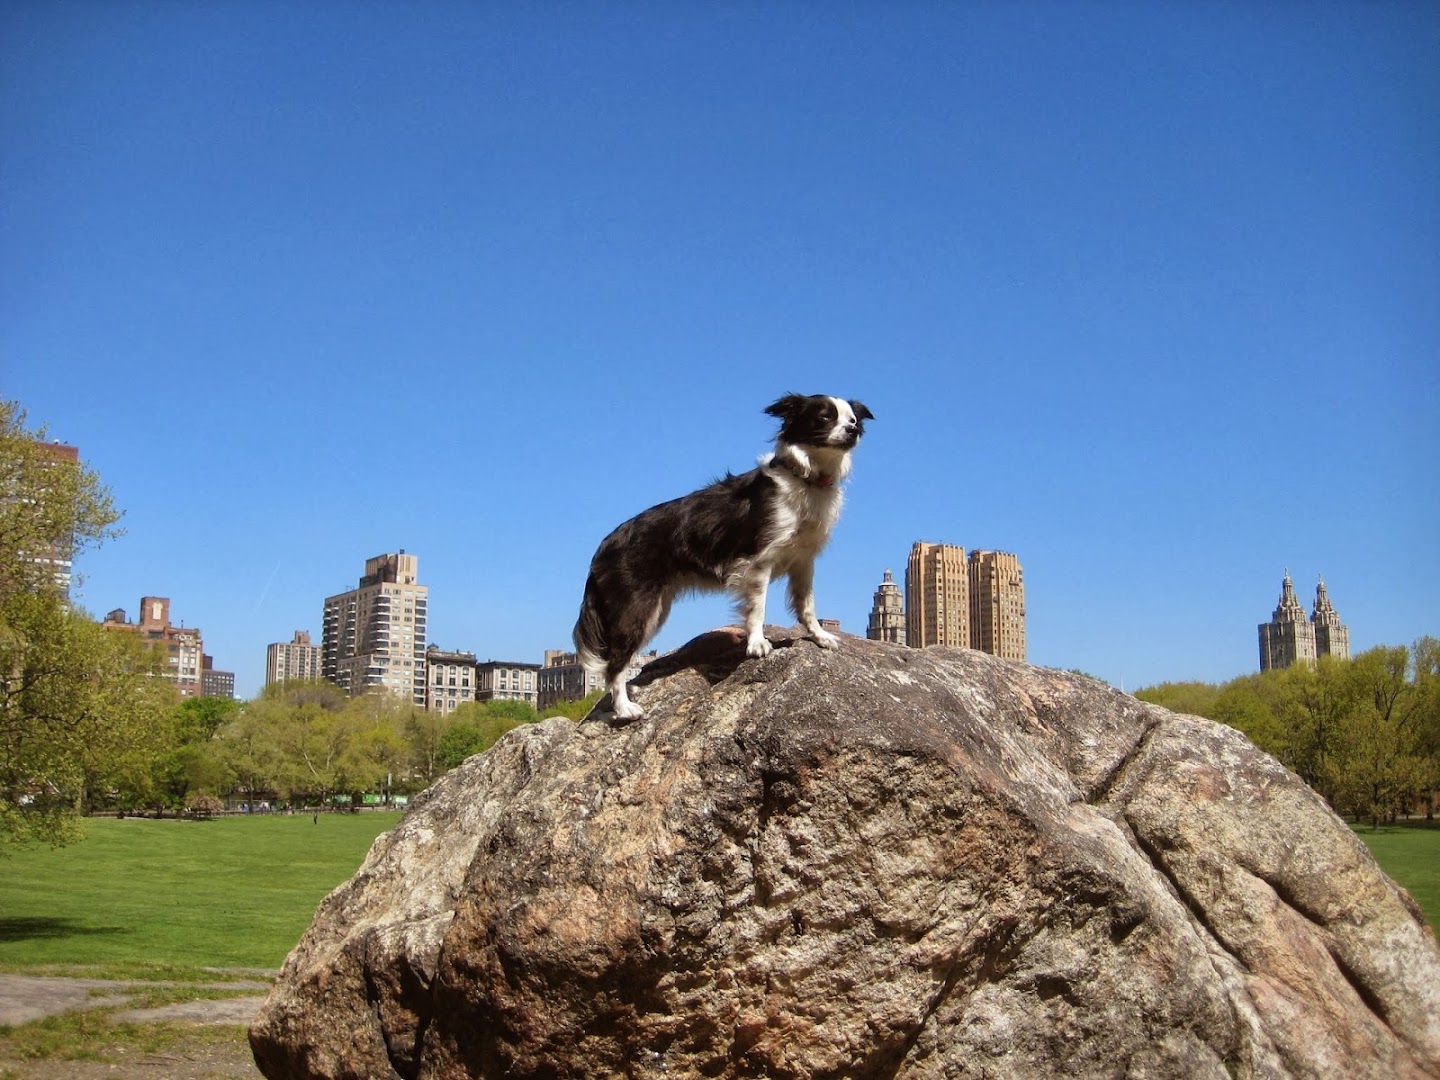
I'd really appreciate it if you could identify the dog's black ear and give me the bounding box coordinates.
[850,400,874,421]
[765,394,807,421]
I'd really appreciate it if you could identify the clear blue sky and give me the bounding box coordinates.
[3,3,1436,699]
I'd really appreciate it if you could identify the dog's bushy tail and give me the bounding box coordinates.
[573,579,607,676]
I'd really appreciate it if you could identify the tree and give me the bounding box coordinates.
[436,722,490,770]
[1413,636,1440,818]
[435,700,541,769]
[0,401,188,846]
[1325,697,1426,827]
[0,399,121,600]
[1134,644,1440,823]
[212,697,291,808]
[1134,681,1222,718]
[213,682,414,807]
[0,590,174,841]
[154,696,240,808]
[540,689,606,722]
[404,706,454,786]
[333,693,408,803]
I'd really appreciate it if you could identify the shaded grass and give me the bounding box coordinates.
[0,812,400,970]
[1354,822,1439,930]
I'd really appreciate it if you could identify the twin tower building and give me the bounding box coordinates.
[1258,572,1351,672]
[866,541,1027,661]
[867,551,1351,678]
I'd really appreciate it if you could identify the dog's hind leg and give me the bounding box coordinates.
[787,559,839,649]
[736,566,774,658]
[607,589,671,722]
[608,667,643,721]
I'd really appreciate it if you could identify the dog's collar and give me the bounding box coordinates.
[770,454,836,488]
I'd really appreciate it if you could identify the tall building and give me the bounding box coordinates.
[904,542,1028,659]
[24,440,80,599]
[322,551,429,705]
[102,596,204,698]
[865,569,907,644]
[968,550,1027,661]
[1258,572,1350,672]
[476,661,540,708]
[906,542,970,649]
[1310,579,1350,661]
[266,630,324,687]
[201,655,235,699]
[425,646,478,714]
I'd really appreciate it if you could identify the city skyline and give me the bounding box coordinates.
[77,542,1381,704]
[5,6,1435,697]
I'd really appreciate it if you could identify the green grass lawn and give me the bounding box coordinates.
[0,812,400,971]
[1354,823,1440,930]
[0,811,1432,978]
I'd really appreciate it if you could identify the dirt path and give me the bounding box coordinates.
[0,972,269,1079]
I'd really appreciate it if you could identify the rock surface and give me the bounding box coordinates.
[250,630,1440,1080]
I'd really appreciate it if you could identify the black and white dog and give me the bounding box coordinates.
[574,393,872,720]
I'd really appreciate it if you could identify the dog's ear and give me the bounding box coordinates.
[850,400,874,421]
[764,394,807,421]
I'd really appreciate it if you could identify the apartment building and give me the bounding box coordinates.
[476,660,540,708]
[202,655,235,699]
[322,551,428,706]
[968,550,1027,661]
[426,646,478,713]
[537,650,604,711]
[905,542,970,648]
[536,649,659,711]
[266,630,324,686]
[102,596,204,698]
[22,440,80,599]
[903,542,1027,660]
[1259,573,1350,672]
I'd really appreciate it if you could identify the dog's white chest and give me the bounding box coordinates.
[770,484,840,561]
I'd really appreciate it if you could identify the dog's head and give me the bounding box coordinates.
[765,394,873,450]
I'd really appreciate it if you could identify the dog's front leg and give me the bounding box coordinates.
[788,560,840,649]
[738,566,773,658]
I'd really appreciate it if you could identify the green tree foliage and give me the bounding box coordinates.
[1131,681,1221,718]
[154,696,241,809]
[0,400,122,600]
[436,722,490,770]
[540,688,606,721]
[214,682,415,806]
[0,401,174,849]
[1136,642,1439,823]
[434,700,542,769]
[0,589,177,835]
[404,705,454,786]
[1413,637,1440,808]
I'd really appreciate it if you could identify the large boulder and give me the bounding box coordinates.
[250,630,1440,1079]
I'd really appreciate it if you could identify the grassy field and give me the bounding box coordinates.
[0,811,1433,977]
[0,812,400,971]
[1354,823,1440,930]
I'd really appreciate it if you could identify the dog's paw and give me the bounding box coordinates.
[746,635,774,659]
[813,628,841,650]
[612,699,646,722]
